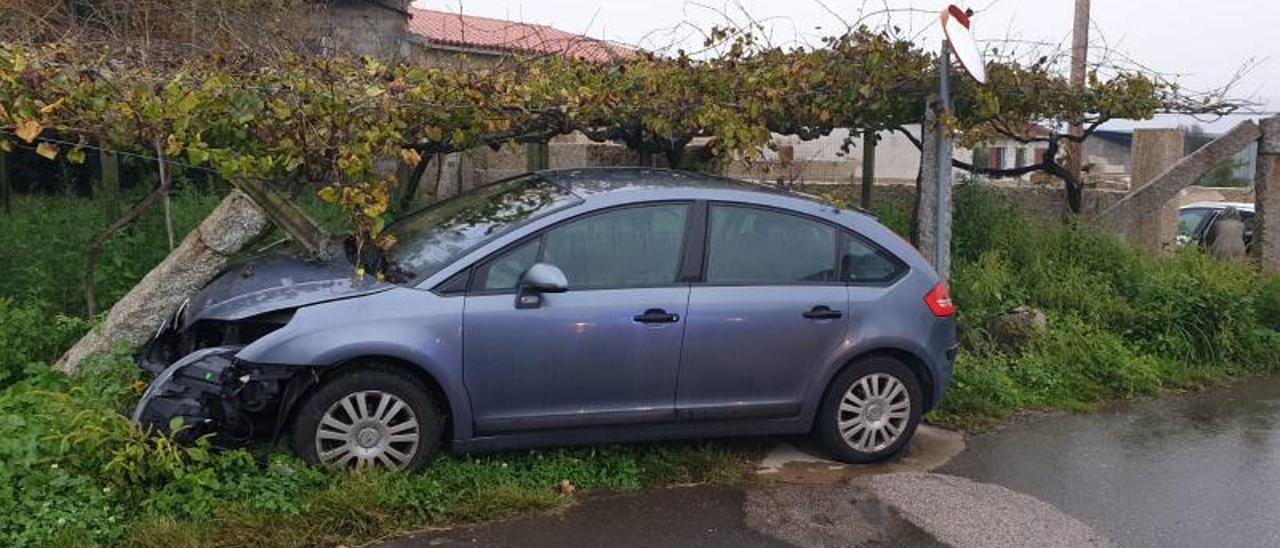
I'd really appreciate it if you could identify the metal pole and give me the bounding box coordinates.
[933,42,953,280]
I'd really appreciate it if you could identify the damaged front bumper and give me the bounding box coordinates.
[133,343,313,447]
[132,346,244,440]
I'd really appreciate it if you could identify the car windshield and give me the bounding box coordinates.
[388,175,581,283]
[1178,208,1211,239]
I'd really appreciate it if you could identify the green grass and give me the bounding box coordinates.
[3,186,1280,545]
[0,354,753,547]
[929,184,1280,427]
[0,189,223,317]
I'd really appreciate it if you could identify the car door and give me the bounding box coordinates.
[463,203,693,434]
[676,203,895,421]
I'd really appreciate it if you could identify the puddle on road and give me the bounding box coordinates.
[755,425,964,484]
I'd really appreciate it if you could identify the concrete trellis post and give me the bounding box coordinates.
[1254,116,1280,271]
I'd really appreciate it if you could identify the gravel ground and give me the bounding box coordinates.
[863,473,1115,548]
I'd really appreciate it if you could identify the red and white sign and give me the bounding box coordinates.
[940,5,986,84]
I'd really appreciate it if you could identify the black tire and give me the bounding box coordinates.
[815,356,923,464]
[292,365,443,471]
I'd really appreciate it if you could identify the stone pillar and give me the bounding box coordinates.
[1255,116,1280,271]
[1127,128,1186,253]
[526,142,549,171]
[56,191,270,373]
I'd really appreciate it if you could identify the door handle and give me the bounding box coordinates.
[803,305,843,320]
[634,308,680,323]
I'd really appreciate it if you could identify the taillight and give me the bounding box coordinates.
[924,283,956,317]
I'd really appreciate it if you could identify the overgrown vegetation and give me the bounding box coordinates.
[3,185,1280,545]
[0,346,750,548]
[933,185,1280,425]
[0,192,752,546]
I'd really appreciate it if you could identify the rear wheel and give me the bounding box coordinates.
[292,366,442,471]
[815,356,922,463]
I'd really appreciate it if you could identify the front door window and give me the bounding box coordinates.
[462,203,693,433]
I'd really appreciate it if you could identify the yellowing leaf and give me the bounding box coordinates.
[165,134,182,156]
[38,98,65,115]
[15,119,42,144]
[35,142,58,160]
[0,103,8,123]
[66,147,86,165]
[399,148,422,167]
[317,186,339,203]
[0,140,11,153]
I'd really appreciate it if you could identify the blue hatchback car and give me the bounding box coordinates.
[134,168,956,470]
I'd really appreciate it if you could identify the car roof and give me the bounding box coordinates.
[537,167,796,198]
[1181,201,1254,211]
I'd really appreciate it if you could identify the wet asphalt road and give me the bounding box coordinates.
[941,375,1280,548]
[380,486,787,548]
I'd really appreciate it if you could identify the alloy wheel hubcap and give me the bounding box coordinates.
[316,390,420,470]
[837,373,910,453]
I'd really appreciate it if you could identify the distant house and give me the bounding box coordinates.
[728,123,1149,190]
[316,5,643,200]
[316,1,634,67]
[404,7,636,66]
[321,0,415,59]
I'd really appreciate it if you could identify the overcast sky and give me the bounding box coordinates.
[414,1,1278,132]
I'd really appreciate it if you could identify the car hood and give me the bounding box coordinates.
[181,253,395,324]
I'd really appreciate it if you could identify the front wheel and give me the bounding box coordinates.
[292,366,443,471]
[815,356,922,463]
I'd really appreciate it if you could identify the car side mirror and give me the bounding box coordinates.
[515,263,568,309]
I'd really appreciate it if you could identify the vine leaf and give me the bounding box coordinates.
[400,148,422,167]
[15,119,41,143]
[35,141,58,160]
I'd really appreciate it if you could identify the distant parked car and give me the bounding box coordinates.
[1178,201,1254,248]
[133,168,957,470]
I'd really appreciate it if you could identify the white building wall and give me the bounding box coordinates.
[757,125,975,183]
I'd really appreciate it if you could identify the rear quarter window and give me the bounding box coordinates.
[840,232,905,283]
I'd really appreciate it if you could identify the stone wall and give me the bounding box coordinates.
[324,0,412,59]
[411,135,667,203]
[794,182,1128,227]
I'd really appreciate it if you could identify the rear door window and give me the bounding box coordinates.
[705,205,837,284]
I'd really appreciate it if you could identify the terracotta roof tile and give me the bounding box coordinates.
[407,7,636,62]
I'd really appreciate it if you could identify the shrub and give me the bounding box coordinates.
[1255,273,1280,330]
[0,299,87,389]
[935,185,1280,425]
[0,189,222,317]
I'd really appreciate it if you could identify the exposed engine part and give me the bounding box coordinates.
[132,346,295,448]
[140,308,293,375]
